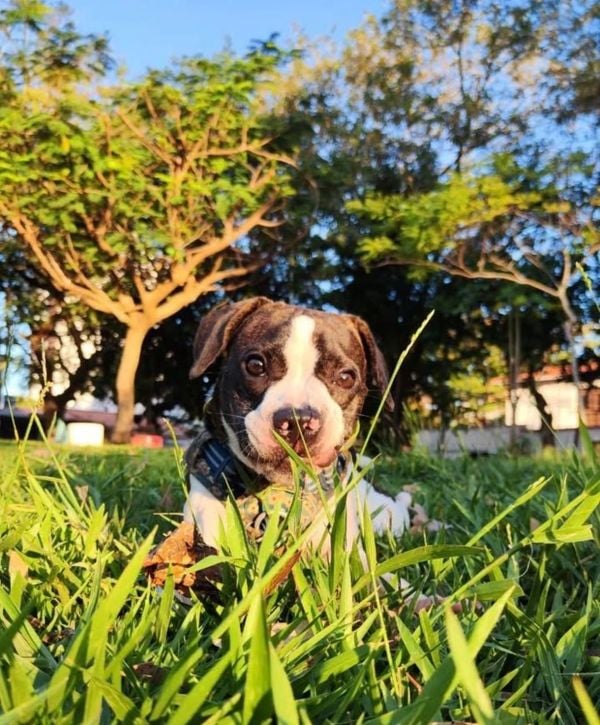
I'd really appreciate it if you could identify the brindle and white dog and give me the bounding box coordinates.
[184,297,410,553]
[183,297,413,555]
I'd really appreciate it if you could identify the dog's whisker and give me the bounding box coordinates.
[218,412,249,421]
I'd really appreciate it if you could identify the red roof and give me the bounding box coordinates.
[516,361,599,384]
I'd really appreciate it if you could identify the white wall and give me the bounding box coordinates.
[505,382,580,430]
[417,424,600,456]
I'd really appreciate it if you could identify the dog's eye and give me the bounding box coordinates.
[337,368,357,389]
[244,354,267,377]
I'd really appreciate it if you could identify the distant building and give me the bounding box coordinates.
[418,360,600,455]
[505,360,600,430]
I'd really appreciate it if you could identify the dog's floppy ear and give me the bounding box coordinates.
[346,315,395,412]
[190,297,272,379]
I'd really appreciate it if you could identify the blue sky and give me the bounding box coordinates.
[68,0,386,77]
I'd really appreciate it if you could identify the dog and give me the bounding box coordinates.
[183,297,413,557]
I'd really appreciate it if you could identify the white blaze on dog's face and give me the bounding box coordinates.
[189,298,392,483]
[244,314,345,468]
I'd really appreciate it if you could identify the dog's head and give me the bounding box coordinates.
[190,297,393,483]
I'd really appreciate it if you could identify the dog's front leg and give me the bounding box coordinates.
[344,480,444,612]
[183,475,227,548]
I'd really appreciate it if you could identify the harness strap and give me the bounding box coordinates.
[184,429,248,499]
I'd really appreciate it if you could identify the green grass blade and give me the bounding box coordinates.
[155,568,175,646]
[385,586,515,725]
[243,595,273,724]
[166,654,232,725]
[572,676,600,725]
[578,419,598,467]
[269,643,299,725]
[445,605,496,724]
[150,641,207,720]
[353,545,483,591]
[88,676,139,721]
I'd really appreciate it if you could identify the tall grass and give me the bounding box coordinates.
[0,429,598,723]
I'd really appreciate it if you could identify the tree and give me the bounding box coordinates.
[285,0,599,430]
[0,228,109,412]
[354,153,599,417]
[266,0,575,433]
[537,0,600,118]
[0,3,300,440]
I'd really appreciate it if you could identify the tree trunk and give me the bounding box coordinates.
[527,368,555,448]
[558,291,584,423]
[508,309,521,449]
[563,317,585,418]
[112,323,150,443]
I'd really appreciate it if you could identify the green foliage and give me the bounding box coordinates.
[263,0,599,439]
[353,171,544,262]
[445,344,507,427]
[0,1,303,438]
[352,152,598,279]
[0,433,598,722]
[0,42,296,306]
[0,0,112,90]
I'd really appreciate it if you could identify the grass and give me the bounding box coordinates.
[0,432,599,724]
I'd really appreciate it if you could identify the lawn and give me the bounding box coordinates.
[0,434,598,723]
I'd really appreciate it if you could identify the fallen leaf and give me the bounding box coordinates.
[143,522,221,599]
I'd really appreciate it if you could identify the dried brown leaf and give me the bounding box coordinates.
[142,522,221,599]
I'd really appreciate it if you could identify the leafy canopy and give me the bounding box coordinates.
[0,41,297,325]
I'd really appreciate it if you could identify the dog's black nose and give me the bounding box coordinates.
[272,406,321,448]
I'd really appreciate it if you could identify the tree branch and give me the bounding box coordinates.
[154,265,249,323]
[116,109,173,166]
[378,252,560,298]
[2,206,133,324]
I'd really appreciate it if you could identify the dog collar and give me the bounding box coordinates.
[185,429,350,540]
